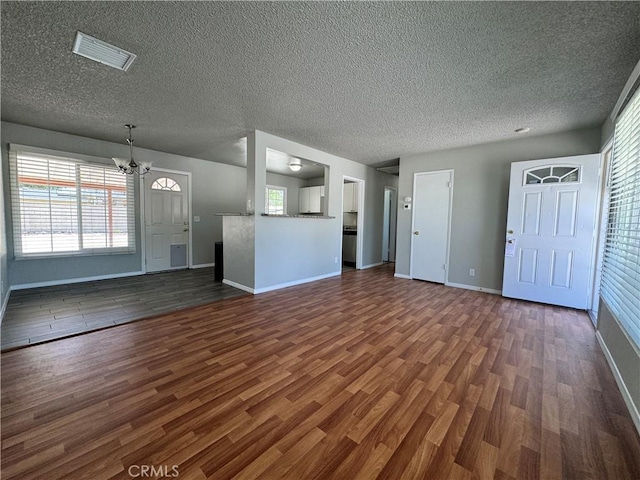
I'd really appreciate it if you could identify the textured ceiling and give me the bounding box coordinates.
[2,2,640,168]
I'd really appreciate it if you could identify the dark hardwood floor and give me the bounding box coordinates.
[1,268,247,350]
[2,264,639,479]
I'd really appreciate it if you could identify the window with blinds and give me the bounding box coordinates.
[265,185,286,215]
[600,86,640,348]
[9,147,136,258]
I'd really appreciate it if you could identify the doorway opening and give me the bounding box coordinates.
[382,186,397,263]
[341,176,365,271]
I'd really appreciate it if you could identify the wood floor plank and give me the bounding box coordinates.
[2,264,640,479]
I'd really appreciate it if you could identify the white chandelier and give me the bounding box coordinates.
[112,124,152,175]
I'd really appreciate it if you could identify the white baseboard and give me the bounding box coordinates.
[360,262,383,270]
[222,279,255,294]
[394,273,411,280]
[191,263,215,269]
[11,270,145,291]
[254,271,341,294]
[596,331,640,435]
[445,281,502,295]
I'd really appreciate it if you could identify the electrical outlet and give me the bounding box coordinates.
[469,268,475,277]
[334,256,338,264]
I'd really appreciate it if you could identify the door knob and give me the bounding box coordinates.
[413,231,420,235]
[183,228,189,232]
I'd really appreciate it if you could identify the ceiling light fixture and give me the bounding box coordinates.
[515,127,531,134]
[112,125,152,175]
[289,159,303,172]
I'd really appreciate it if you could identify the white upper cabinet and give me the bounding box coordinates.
[299,186,324,214]
[343,182,358,212]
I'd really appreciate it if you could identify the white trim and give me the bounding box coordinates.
[11,270,144,291]
[382,185,398,263]
[222,279,255,294]
[394,273,412,280]
[590,141,613,325]
[361,262,383,270]
[247,271,341,295]
[192,263,215,269]
[596,331,640,436]
[141,168,193,273]
[342,176,365,270]
[410,169,454,283]
[0,289,11,325]
[444,281,502,295]
[139,174,147,273]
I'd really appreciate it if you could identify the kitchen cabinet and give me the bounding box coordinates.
[343,182,359,212]
[299,186,325,214]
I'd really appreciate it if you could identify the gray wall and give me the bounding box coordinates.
[597,300,640,432]
[231,130,397,292]
[2,122,246,287]
[396,127,602,290]
[222,216,255,289]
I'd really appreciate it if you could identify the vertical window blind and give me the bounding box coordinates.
[9,147,136,258]
[600,86,640,348]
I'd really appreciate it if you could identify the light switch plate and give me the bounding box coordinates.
[194,216,200,222]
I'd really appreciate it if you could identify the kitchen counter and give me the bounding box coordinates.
[261,214,336,219]
[214,212,254,216]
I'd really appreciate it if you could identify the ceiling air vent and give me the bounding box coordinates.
[72,32,136,71]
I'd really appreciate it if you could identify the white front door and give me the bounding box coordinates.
[143,170,190,273]
[502,154,600,309]
[410,170,453,283]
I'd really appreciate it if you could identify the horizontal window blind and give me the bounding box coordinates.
[600,86,640,348]
[9,148,136,258]
[265,186,286,215]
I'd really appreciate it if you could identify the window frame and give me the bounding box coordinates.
[599,86,640,350]
[9,144,137,259]
[265,185,287,215]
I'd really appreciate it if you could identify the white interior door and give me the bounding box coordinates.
[410,170,453,283]
[144,170,190,272]
[502,154,600,309]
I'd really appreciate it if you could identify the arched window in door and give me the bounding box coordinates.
[151,177,181,191]
[524,166,580,185]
